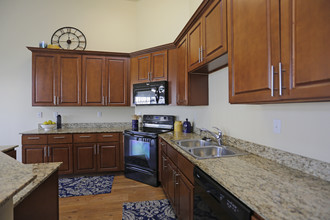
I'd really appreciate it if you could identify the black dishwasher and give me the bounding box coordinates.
[194,167,252,220]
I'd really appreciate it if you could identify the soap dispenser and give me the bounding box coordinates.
[182,118,192,133]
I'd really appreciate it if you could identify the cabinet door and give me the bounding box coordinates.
[57,55,81,106]
[136,54,151,82]
[280,0,330,101]
[203,0,227,63]
[187,18,203,72]
[32,53,57,106]
[177,171,194,220]
[82,56,106,106]
[22,145,47,164]
[176,36,189,105]
[166,158,177,209]
[49,144,73,175]
[150,50,167,81]
[228,0,280,103]
[97,142,120,172]
[74,143,97,173]
[105,57,128,106]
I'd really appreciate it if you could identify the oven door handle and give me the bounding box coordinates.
[126,166,154,176]
[124,132,156,139]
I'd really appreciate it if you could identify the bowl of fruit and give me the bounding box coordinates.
[41,120,56,131]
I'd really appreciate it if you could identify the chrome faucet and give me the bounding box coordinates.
[200,127,222,146]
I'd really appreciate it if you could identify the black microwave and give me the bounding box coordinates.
[133,81,168,105]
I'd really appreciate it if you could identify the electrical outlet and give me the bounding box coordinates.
[97,112,102,117]
[53,112,58,118]
[37,112,43,118]
[273,119,281,134]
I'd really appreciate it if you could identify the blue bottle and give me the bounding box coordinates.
[182,118,192,133]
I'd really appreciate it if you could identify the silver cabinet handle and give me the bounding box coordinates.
[54,96,57,105]
[53,136,65,139]
[279,62,282,96]
[44,146,47,158]
[201,45,203,62]
[28,137,40,140]
[198,48,201,63]
[271,65,274,97]
[79,135,91,138]
[175,173,180,185]
[102,135,113,138]
[162,156,167,170]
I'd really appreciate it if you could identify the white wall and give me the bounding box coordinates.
[136,68,330,163]
[0,0,138,161]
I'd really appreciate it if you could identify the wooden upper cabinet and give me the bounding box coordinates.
[187,19,203,72]
[32,52,81,106]
[229,0,330,103]
[176,36,189,105]
[105,57,128,106]
[57,55,81,106]
[280,0,330,101]
[187,0,227,72]
[131,50,168,83]
[82,55,129,106]
[82,55,106,106]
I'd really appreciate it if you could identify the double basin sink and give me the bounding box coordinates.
[174,139,243,160]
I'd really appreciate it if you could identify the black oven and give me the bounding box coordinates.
[133,81,168,105]
[124,115,175,187]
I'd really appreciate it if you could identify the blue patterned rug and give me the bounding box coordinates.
[58,175,114,198]
[122,199,176,220]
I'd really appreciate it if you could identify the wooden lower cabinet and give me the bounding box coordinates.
[22,132,122,175]
[74,143,97,173]
[159,138,194,220]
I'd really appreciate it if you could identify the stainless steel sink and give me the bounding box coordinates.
[174,139,216,148]
[173,138,247,159]
[187,146,235,159]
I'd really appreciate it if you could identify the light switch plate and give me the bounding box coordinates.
[37,112,43,118]
[97,112,102,117]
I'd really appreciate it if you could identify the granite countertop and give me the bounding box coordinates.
[0,153,35,207]
[0,145,18,153]
[13,162,61,207]
[20,125,130,135]
[160,132,330,220]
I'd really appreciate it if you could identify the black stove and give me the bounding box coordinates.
[124,115,175,186]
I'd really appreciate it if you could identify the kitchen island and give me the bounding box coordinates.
[0,146,61,220]
[159,132,330,220]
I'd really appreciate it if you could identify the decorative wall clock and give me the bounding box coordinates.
[51,27,87,50]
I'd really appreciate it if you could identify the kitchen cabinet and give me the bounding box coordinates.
[176,36,209,106]
[32,52,81,106]
[228,0,330,103]
[159,138,194,220]
[22,134,73,175]
[187,0,227,72]
[131,50,168,83]
[82,56,129,106]
[73,133,122,174]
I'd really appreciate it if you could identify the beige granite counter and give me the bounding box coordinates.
[13,162,61,207]
[160,132,330,220]
[20,124,130,135]
[0,145,18,153]
[0,153,35,207]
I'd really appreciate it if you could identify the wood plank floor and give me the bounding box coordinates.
[59,175,166,220]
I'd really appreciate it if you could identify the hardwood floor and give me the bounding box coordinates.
[59,174,166,220]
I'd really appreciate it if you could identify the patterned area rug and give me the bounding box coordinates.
[58,175,114,198]
[122,199,176,220]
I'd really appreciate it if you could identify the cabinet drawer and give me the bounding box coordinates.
[73,133,97,143]
[177,152,194,184]
[159,138,167,154]
[167,143,178,164]
[97,133,119,142]
[48,134,72,144]
[22,135,47,145]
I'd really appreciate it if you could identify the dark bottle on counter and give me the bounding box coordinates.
[57,114,62,129]
[183,118,192,133]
